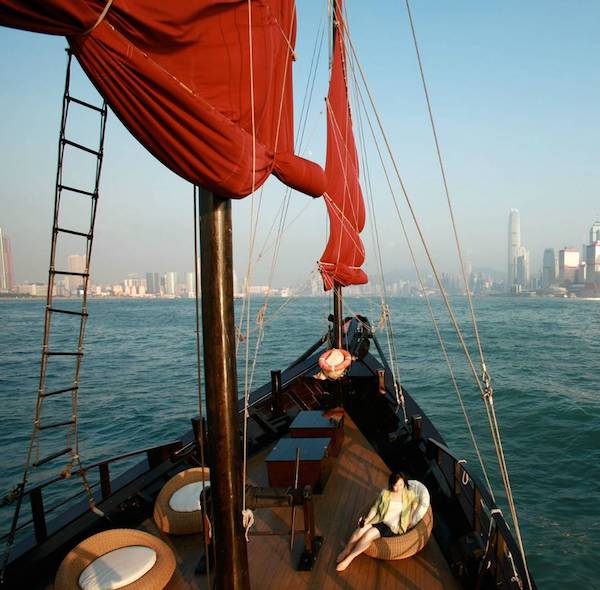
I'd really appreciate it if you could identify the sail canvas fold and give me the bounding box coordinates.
[0,0,326,198]
[318,0,367,290]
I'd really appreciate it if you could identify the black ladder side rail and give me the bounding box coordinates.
[2,49,108,578]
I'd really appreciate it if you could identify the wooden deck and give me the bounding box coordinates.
[148,413,459,590]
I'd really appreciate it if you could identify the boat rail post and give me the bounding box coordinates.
[199,189,250,590]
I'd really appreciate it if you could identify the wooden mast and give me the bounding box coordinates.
[199,189,250,590]
[333,283,343,349]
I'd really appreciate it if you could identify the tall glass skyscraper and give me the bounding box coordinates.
[542,248,556,287]
[507,209,521,291]
[590,221,600,244]
[0,227,14,292]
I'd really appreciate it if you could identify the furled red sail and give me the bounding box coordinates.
[0,0,326,198]
[318,1,367,291]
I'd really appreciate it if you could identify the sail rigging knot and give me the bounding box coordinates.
[242,509,255,542]
[481,362,494,401]
[0,485,21,508]
[378,302,391,330]
[256,303,268,327]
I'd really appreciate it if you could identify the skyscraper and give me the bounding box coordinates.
[67,254,86,294]
[515,246,529,288]
[164,271,177,296]
[586,241,600,285]
[558,248,579,284]
[542,248,556,287]
[0,227,14,292]
[507,209,521,291]
[590,221,600,244]
[146,272,160,294]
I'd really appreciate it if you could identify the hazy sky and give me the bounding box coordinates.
[1,1,599,288]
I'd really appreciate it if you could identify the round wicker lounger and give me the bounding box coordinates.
[54,528,175,590]
[153,466,210,535]
[364,504,433,560]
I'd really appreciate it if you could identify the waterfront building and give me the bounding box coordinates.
[590,221,600,244]
[0,227,15,292]
[507,209,520,291]
[146,272,160,294]
[185,272,195,298]
[515,246,529,289]
[66,254,86,294]
[542,248,556,287]
[585,241,600,285]
[164,271,177,296]
[558,248,580,284]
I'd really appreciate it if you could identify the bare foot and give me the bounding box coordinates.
[336,557,351,572]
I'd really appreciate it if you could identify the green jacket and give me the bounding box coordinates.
[369,488,417,534]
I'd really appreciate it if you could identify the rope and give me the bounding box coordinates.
[350,55,406,420]
[81,0,114,36]
[240,0,259,519]
[343,20,495,496]
[404,0,486,371]
[344,12,531,587]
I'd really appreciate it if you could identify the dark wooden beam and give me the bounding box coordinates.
[333,283,343,349]
[199,189,250,590]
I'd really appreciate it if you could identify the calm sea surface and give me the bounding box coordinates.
[0,296,598,587]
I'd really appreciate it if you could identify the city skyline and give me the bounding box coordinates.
[4,214,600,295]
[2,3,600,288]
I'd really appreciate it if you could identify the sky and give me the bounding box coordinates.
[1,1,599,288]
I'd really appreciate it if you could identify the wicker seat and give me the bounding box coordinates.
[365,504,433,560]
[54,528,175,590]
[153,467,210,535]
[365,480,433,560]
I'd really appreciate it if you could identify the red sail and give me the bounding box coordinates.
[318,1,367,291]
[0,0,326,198]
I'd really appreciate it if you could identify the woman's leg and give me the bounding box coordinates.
[336,524,373,563]
[336,527,381,571]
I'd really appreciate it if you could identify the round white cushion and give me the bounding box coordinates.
[408,480,430,528]
[168,481,210,513]
[78,545,157,590]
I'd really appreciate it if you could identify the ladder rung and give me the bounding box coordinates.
[58,184,96,197]
[33,447,73,467]
[44,351,84,357]
[51,270,89,278]
[56,227,92,239]
[41,387,78,398]
[47,307,88,318]
[37,420,75,432]
[67,95,104,113]
[62,139,101,157]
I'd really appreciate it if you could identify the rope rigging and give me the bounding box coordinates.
[339,5,531,584]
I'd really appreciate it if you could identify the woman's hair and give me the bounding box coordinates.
[388,471,409,491]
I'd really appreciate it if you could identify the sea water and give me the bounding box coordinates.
[0,296,598,588]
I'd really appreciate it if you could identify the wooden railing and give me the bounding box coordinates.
[2,439,189,545]
[426,438,535,590]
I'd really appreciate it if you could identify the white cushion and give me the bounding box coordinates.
[78,545,157,590]
[168,481,210,513]
[408,480,430,528]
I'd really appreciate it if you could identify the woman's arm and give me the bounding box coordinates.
[361,491,383,526]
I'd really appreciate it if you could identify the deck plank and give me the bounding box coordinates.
[152,412,459,590]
